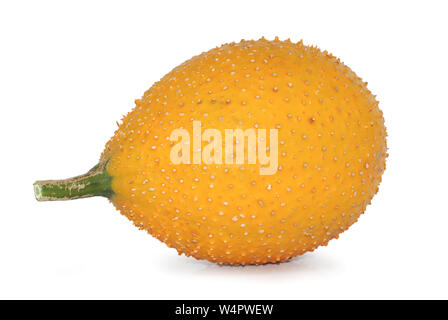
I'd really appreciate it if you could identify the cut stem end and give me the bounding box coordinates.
[33,161,113,201]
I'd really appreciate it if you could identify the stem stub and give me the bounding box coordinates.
[33,160,113,201]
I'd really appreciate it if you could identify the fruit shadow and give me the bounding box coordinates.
[159,251,337,278]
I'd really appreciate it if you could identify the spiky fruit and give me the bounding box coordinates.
[34,38,387,265]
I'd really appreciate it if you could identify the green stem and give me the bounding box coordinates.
[33,161,113,201]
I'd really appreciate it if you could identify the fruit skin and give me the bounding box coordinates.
[100,38,387,265]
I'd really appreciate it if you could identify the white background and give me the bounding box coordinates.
[1,0,447,299]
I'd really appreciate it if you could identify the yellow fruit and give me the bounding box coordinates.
[34,38,387,265]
